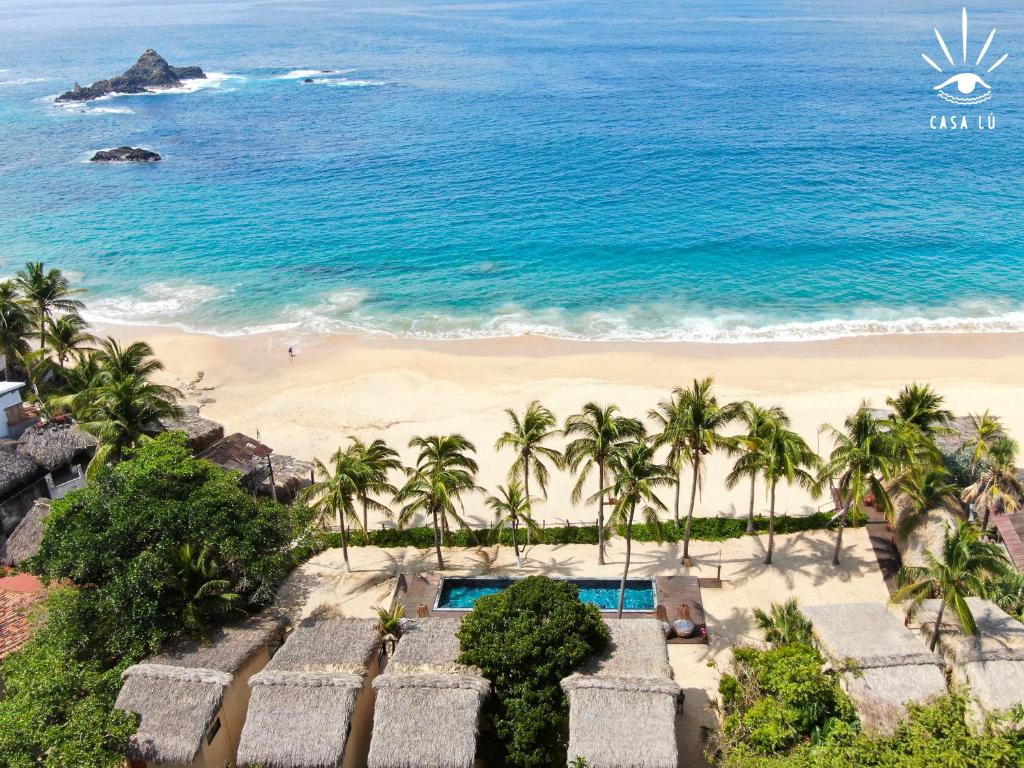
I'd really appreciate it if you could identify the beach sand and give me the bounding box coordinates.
[97,324,1024,528]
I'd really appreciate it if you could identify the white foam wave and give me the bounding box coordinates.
[276,68,353,80]
[313,77,388,87]
[81,282,227,326]
[87,106,135,115]
[0,77,50,86]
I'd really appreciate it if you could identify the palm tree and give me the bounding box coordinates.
[979,569,1024,622]
[164,542,241,637]
[46,314,95,369]
[486,481,542,567]
[395,434,481,569]
[15,262,85,349]
[752,599,813,647]
[886,383,952,435]
[649,390,690,528]
[602,440,674,618]
[92,337,165,379]
[962,436,1024,531]
[818,405,904,566]
[0,280,31,381]
[302,443,372,572]
[896,465,962,538]
[891,521,1009,650]
[759,421,820,565]
[725,403,789,534]
[675,377,741,562]
[965,411,1004,471]
[563,403,645,564]
[495,400,562,503]
[349,437,402,532]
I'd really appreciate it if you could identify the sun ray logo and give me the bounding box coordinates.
[922,7,1008,105]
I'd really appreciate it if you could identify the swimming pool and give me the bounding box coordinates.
[435,577,656,612]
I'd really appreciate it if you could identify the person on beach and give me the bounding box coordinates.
[288,346,296,358]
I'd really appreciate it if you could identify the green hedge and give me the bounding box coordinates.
[323,511,861,549]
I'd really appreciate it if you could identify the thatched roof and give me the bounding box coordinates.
[367,619,489,768]
[933,415,987,454]
[267,453,313,499]
[0,498,50,567]
[561,620,679,768]
[16,423,96,471]
[155,404,224,453]
[0,447,43,498]
[236,618,379,768]
[116,611,287,764]
[803,603,946,732]
[199,433,272,479]
[910,598,1024,714]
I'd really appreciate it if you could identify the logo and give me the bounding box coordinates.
[921,7,1008,106]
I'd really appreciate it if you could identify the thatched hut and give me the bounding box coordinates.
[907,597,1024,722]
[154,404,225,454]
[236,617,380,768]
[367,618,490,768]
[802,603,946,732]
[16,422,96,472]
[115,611,288,767]
[561,619,680,768]
[0,498,50,567]
[0,447,46,536]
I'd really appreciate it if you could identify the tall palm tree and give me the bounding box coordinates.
[675,377,740,562]
[349,437,402,532]
[752,599,813,647]
[725,403,789,534]
[965,411,1004,471]
[395,434,481,569]
[891,521,1009,651]
[91,337,165,379]
[15,262,85,349]
[759,420,820,565]
[896,465,962,538]
[0,280,31,381]
[302,443,372,572]
[495,400,562,502]
[486,481,542,567]
[962,436,1024,532]
[649,390,691,528]
[886,383,952,435]
[563,403,645,564]
[818,405,904,566]
[602,440,673,618]
[46,314,95,369]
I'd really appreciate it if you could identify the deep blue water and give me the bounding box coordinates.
[437,577,655,611]
[1,0,1023,341]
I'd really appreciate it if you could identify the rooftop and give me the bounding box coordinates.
[0,572,45,660]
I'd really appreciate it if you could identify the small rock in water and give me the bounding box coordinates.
[304,78,314,83]
[90,146,161,163]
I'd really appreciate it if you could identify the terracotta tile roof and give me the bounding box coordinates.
[0,572,46,660]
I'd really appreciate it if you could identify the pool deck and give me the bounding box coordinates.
[395,572,709,644]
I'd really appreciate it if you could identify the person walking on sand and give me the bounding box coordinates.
[288,346,296,358]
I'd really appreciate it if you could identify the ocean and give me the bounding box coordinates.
[0,0,1022,342]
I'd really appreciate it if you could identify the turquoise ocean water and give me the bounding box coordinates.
[0,0,1022,341]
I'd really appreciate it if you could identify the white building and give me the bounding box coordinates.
[0,382,33,440]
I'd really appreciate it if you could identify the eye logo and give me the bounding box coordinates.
[921,7,1008,105]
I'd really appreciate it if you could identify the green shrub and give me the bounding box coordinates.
[457,576,609,768]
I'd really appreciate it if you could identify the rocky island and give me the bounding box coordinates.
[90,147,162,163]
[57,49,205,102]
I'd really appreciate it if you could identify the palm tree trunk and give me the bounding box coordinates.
[432,506,445,570]
[512,513,522,567]
[929,599,947,651]
[673,464,682,528]
[522,452,533,546]
[339,506,351,573]
[746,474,756,534]
[617,506,635,619]
[363,499,369,533]
[38,302,46,350]
[3,346,13,382]
[597,463,606,565]
[683,459,699,561]
[831,504,849,567]
[763,480,777,565]
[981,503,991,532]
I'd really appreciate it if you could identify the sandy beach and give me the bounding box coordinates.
[95,324,1024,529]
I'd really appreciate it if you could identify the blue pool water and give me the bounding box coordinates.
[1,1,1023,341]
[436,577,656,612]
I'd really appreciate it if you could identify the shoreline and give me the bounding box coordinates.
[92,322,1024,527]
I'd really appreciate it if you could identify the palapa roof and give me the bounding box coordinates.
[368,619,489,768]
[0,498,50,567]
[116,611,287,764]
[16,422,96,471]
[199,432,272,480]
[561,620,679,768]
[155,404,224,453]
[237,617,379,768]
[0,447,44,498]
[803,603,946,732]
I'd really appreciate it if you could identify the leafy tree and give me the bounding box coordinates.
[495,400,562,502]
[15,261,85,349]
[674,377,741,562]
[563,403,644,564]
[163,542,241,637]
[0,279,32,381]
[892,521,1009,651]
[726,403,789,534]
[350,437,402,531]
[978,568,1024,622]
[604,439,673,616]
[486,480,542,567]
[457,576,609,768]
[395,433,481,569]
[885,382,952,435]
[752,600,813,647]
[963,436,1024,532]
